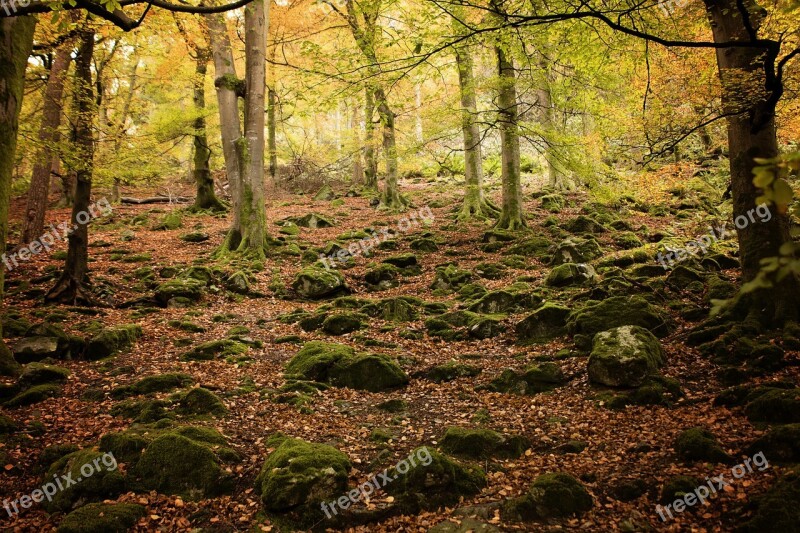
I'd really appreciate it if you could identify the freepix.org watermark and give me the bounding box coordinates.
[320,447,433,518]
[318,206,434,270]
[0,0,29,16]
[656,451,770,522]
[2,198,113,272]
[3,451,118,518]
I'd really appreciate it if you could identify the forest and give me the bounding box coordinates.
[0,0,799,530]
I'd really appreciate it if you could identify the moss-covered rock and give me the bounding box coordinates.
[541,194,565,212]
[292,266,348,299]
[426,311,505,341]
[588,326,665,387]
[322,312,366,335]
[502,472,593,520]
[175,387,227,417]
[567,296,673,349]
[284,342,408,392]
[5,383,61,408]
[364,263,401,289]
[748,424,800,462]
[507,235,552,257]
[152,211,182,230]
[11,336,64,364]
[0,414,17,434]
[287,212,335,228]
[128,373,194,396]
[383,253,418,268]
[740,469,800,532]
[468,291,517,314]
[0,343,21,377]
[426,361,482,383]
[516,304,570,344]
[85,325,142,360]
[440,427,529,459]
[674,427,731,463]
[613,232,644,249]
[481,363,566,395]
[431,264,473,291]
[385,447,486,512]
[411,238,438,252]
[18,363,70,388]
[154,278,205,305]
[57,503,145,533]
[745,388,800,424]
[545,263,597,287]
[254,435,351,511]
[660,475,700,504]
[550,237,603,265]
[361,297,419,321]
[180,339,248,361]
[99,431,149,465]
[131,434,229,498]
[44,449,125,512]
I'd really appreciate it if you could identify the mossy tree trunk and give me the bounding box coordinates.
[351,99,365,183]
[495,46,526,231]
[23,40,72,244]
[536,55,573,192]
[363,87,378,190]
[46,30,97,305]
[704,0,800,324]
[0,17,36,372]
[374,87,406,210]
[453,11,498,222]
[191,49,226,212]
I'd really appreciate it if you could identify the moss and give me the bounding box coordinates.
[675,427,731,463]
[330,353,409,392]
[154,278,205,305]
[44,449,125,512]
[588,325,665,388]
[745,388,800,424]
[151,210,182,230]
[482,363,565,395]
[254,436,351,511]
[426,361,482,383]
[284,341,355,381]
[515,303,570,344]
[364,263,401,288]
[5,383,60,407]
[545,263,597,287]
[167,320,206,333]
[376,398,407,413]
[660,475,700,504]
[99,431,149,465]
[386,447,486,512]
[57,505,143,532]
[440,427,529,459]
[748,424,800,462]
[0,414,17,434]
[361,297,419,321]
[176,387,227,417]
[321,312,366,335]
[18,363,70,388]
[430,264,473,291]
[567,296,672,349]
[502,472,593,521]
[292,266,348,299]
[85,325,142,360]
[180,339,248,361]
[369,427,394,443]
[131,434,228,498]
[383,253,418,268]
[129,373,194,395]
[37,444,80,473]
[110,399,172,423]
[741,469,800,532]
[0,342,21,377]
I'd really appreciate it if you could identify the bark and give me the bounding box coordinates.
[351,100,364,183]
[375,87,405,210]
[364,87,378,189]
[267,85,278,181]
[22,41,71,244]
[704,0,799,324]
[46,30,97,306]
[495,46,526,231]
[536,56,572,191]
[110,61,138,203]
[453,16,498,222]
[0,17,36,371]
[191,50,226,212]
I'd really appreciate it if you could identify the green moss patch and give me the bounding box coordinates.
[57,503,145,533]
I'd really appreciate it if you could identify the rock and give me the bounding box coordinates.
[667,265,705,289]
[482,363,566,395]
[131,434,230,497]
[613,232,644,249]
[502,472,593,520]
[507,236,552,257]
[431,264,472,291]
[740,469,800,532]
[426,311,504,341]
[99,431,149,465]
[322,312,366,335]
[180,231,209,243]
[426,361,482,383]
[468,291,517,314]
[285,342,408,392]
[18,363,69,388]
[428,517,500,533]
[44,449,125,512]
[411,238,438,252]
[440,427,529,459]
[0,343,21,376]
[57,503,145,533]
[745,388,800,424]
[154,278,205,305]
[112,373,193,398]
[292,266,348,299]
[747,424,800,462]
[254,434,351,511]
[364,264,401,289]
[541,194,565,212]
[383,253,418,268]
[361,298,419,321]
[5,384,61,408]
[674,427,731,463]
[12,337,63,363]
[225,271,251,294]
[287,213,335,228]
[176,387,227,417]
[545,263,597,287]
[85,325,142,360]
[152,211,182,230]
[0,414,17,435]
[314,184,336,201]
[516,304,570,344]
[567,296,672,349]
[660,475,700,504]
[385,447,486,512]
[180,339,249,361]
[550,237,603,265]
[564,215,606,234]
[474,262,506,280]
[278,221,300,236]
[588,326,665,387]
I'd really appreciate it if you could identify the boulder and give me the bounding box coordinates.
[431,264,472,291]
[588,326,665,387]
[567,296,672,349]
[516,304,570,344]
[545,263,597,287]
[322,312,366,335]
[440,427,529,459]
[674,427,731,463]
[12,337,63,364]
[741,469,800,532]
[747,424,800,462]
[85,325,142,360]
[550,237,603,265]
[18,363,70,389]
[154,278,205,305]
[180,339,249,361]
[176,387,227,417]
[292,266,348,299]
[502,472,593,520]
[44,449,125,512]
[57,503,145,533]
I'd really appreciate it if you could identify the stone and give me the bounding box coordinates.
[292,266,348,299]
[440,427,529,459]
[502,472,593,520]
[57,503,145,533]
[545,263,597,287]
[85,325,142,360]
[588,326,665,387]
[44,449,125,512]
[12,337,63,363]
[516,304,570,344]
[567,296,672,349]
[674,427,731,463]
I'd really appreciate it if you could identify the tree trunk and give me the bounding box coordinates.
[495,46,526,231]
[453,19,498,222]
[375,87,405,210]
[46,30,97,306]
[191,51,226,212]
[704,0,799,324]
[206,13,245,249]
[22,41,71,244]
[414,84,423,144]
[351,100,364,184]
[364,87,378,190]
[536,56,572,192]
[267,85,278,181]
[0,17,36,375]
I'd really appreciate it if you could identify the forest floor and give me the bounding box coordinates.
[1,169,798,532]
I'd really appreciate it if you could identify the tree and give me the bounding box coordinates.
[45,29,96,305]
[452,8,498,222]
[22,38,72,244]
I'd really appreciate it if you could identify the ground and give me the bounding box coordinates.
[0,169,796,532]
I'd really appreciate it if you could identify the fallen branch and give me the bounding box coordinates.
[120,196,193,205]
